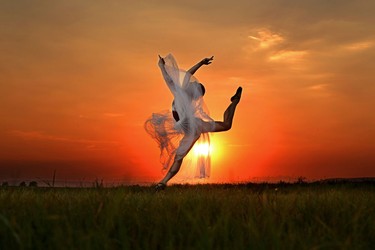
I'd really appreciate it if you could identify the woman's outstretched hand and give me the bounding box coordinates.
[158,55,165,67]
[201,56,214,65]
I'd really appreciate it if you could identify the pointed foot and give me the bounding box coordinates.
[230,87,242,102]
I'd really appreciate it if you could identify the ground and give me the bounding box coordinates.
[1,181,375,249]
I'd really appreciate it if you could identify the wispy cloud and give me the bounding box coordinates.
[269,50,308,62]
[308,84,329,91]
[228,144,253,148]
[9,130,119,146]
[103,113,125,118]
[248,29,284,49]
[343,41,374,51]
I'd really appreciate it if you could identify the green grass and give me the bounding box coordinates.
[1,183,375,249]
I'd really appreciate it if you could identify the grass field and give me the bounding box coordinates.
[1,182,375,249]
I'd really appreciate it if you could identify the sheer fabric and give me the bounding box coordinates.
[145,54,214,179]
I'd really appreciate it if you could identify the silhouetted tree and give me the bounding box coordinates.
[94,178,104,188]
[296,176,307,184]
[29,181,38,187]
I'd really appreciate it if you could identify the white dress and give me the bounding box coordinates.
[145,54,214,179]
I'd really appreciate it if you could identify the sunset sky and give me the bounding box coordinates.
[1,0,375,184]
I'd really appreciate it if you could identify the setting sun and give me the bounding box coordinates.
[193,143,212,157]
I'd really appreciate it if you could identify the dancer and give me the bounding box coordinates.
[145,54,242,190]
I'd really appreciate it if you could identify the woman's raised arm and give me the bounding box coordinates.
[187,56,214,75]
[158,55,176,92]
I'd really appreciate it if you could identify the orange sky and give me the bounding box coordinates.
[1,1,375,183]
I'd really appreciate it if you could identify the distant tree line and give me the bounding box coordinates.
[1,181,38,187]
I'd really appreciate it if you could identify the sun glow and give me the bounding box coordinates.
[193,143,212,157]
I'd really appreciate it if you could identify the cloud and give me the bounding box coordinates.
[228,144,253,148]
[248,29,285,49]
[308,84,329,91]
[269,50,308,62]
[103,113,125,118]
[9,130,118,146]
[342,41,375,51]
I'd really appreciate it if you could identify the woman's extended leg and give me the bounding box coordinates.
[203,87,242,133]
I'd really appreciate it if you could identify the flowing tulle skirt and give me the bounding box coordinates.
[144,110,212,180]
